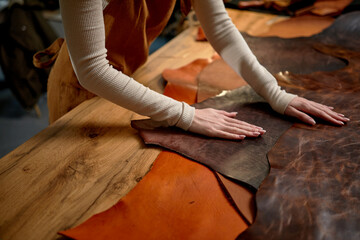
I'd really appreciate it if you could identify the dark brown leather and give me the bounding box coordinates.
[238,12,360,240]
[241,12,360,75]
[238,91,360,240]
[132,86,293,190]
[276,44,360,92]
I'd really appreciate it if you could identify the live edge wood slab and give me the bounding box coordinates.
[0,9,289,240]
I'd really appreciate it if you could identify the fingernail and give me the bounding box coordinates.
[239,135,246,139]
[338,113,344,116]
[259,129,266,133]
[311,119,316,125]
[339,121,345,125]
[344,117,350,121]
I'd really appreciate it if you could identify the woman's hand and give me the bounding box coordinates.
[284,97,350,126]
[188,108,265,140]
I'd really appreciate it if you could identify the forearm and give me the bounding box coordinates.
[59,0,194,129]
[193,0,296,114]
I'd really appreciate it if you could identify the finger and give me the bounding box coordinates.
[223,115,265,130]
[223,118,264,132]
[210,129,246,140]
[287,107,316,125]
[295,101,347,125]
[222,117,266,135]
[320,108,349,122]
[303,102,345,125]
[306,101,349,122]
[310,107,345,126]
[220,125,262,137]
[220,110,238,118]
[325,109,349,122]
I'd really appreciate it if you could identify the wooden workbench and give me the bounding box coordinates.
[0,9,288,240]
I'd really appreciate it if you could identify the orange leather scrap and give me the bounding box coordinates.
[60,152,248,240]
[196,27,207,41]
[162,58,212,88]
[196,59,248,102]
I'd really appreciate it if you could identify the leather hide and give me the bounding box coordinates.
[238,12,360,239]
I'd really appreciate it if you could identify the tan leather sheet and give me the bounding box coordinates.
[259,15,334,38]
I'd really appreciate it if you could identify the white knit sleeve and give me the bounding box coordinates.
[58,0,195,130]
[193,0,297,114]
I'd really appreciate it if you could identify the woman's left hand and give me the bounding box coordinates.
[284,97,350,126]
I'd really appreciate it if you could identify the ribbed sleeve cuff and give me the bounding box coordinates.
[175,102,195,130]
[270,91,298,114]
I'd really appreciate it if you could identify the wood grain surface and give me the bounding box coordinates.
[0,9,288,240]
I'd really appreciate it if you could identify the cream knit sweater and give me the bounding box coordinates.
[59,0,296,130]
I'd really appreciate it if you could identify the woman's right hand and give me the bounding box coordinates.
[188,108,266,140]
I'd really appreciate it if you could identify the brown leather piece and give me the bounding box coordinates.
[162,58,211,89]
[196,15,351,75]
[241,12,360,75]
[242,32,345,75]
[132,86,293,190]
[238,12,360,239]
[60,151,248,240]
[275,44,360,92]
[196,59,247,102]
